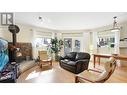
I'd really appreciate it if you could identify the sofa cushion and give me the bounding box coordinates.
[65,52,77,60]
[67,61,76,66]
[75,52,90,61]
[18,60,37,74]
[61,59,71,63]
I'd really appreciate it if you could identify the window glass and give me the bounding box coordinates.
[35,38,51,48]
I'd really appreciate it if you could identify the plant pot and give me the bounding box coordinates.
[55,53,59,61]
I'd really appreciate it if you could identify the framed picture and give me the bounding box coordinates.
[75,40,80,48]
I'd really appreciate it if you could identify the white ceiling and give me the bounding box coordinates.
[14,12,127,30]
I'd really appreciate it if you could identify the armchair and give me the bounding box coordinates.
[75,57,116,83]
[38,51,52,69]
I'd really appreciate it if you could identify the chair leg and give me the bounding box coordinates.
[40,64,42,68]
[75,76,79,83]
[50,61,52,66]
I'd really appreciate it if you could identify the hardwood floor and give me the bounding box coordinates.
[17,61,127,83]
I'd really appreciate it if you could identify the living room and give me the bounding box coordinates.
[0,12,127,83]
[1,0,127,94]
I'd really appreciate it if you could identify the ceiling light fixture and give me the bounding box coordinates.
[39,16,42,20]
[38,16,43,22]
[110,16,121,32]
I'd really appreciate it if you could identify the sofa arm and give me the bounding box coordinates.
[75,59,89,71]
[59,55,66,60]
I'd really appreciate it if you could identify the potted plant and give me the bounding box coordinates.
[48,37,63,61]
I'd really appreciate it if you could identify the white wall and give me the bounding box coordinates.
[82,32,90,53]
[0,26,12,42]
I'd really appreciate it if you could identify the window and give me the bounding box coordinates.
[35,38,51,48]
[97,31,115,48]
[97,37,115,48]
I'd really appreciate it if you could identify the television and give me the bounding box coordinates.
[0,38,9,71]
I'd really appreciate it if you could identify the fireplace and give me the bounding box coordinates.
[8,42,32,63]
[8,25,33,63]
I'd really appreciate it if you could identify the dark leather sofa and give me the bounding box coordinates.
[59,52,90,74]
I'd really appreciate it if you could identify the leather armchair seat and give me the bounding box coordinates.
[59,52,90,74]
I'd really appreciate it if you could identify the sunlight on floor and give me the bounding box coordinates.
[40,69,54,75]
[35,69,55,83]
[25,69,54,80]
[25,70,40,80]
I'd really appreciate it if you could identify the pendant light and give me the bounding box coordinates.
[111,16,120,32]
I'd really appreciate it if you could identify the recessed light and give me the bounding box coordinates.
[39,16,42,20]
